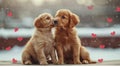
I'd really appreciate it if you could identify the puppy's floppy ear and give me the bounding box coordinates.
[34,18,42,28]
[69,13,80,28]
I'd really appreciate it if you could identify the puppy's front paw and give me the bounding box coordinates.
[74,61,82,64]
[40,61,48,65]
[57,60,64,65]
[23,60,32,65]
[82,60,89,64]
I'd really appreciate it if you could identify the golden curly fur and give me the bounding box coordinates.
[21,13,57,65]
[53,9,96,64]
[53,9,81,64]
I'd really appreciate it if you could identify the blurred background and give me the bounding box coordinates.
[0,0,120,28]
[0,0,120,62]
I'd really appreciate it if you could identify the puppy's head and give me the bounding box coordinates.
[54,9,80,28]
[34,13,54,28]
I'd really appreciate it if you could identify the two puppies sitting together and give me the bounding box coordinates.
[21,9,96,65]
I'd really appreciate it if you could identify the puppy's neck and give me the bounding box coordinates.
[36,28,51,32]
[56,27,77,36]
[56,27,74,31]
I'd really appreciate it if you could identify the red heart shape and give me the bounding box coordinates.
[98,58,103,63]
[107,18,113,23]
[99,44,105,49]
[87,5,94,10]
[12,58,17,63]
[111,31,116,36]
[91,33,97,38]
[17,37,23,42]
[7,11,13,17]
[5,46,11,51]
[14,27,19,32]
[116,6,120,12]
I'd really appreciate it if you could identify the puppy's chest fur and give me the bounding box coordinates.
[55,29,76,52]
[33,30,54,53]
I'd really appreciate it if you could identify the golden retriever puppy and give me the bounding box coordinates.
[21,13,57,65]
[53,9,81,64]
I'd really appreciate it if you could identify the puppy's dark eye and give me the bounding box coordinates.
[46,17,50,20]
[61,16,65,19]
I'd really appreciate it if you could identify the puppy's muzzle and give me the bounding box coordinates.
[53,20,58,25]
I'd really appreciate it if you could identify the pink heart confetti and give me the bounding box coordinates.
[87,5,94,10]
[12,58,17,63]
[99,44,105,49]
[116,6,120,12]
[91,33,97,38]
[110,31,116,36]
[5,46,11,51]
[7,11,13,17]
[107,17,113,23]
[17,37,23,42]
[98,58,103,63]
[14,27,19,32]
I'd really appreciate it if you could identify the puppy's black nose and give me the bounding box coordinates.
[54,20,58,25]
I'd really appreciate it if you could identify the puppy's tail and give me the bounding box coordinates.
[82,59,97,64]
[89,60,97,64]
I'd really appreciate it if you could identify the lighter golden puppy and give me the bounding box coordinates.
[21,13,57,65]
[53,9,81,64]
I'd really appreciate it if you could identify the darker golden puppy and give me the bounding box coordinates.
[54,9,81,64]
[53,9,96,64]
[22,13,57,65]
